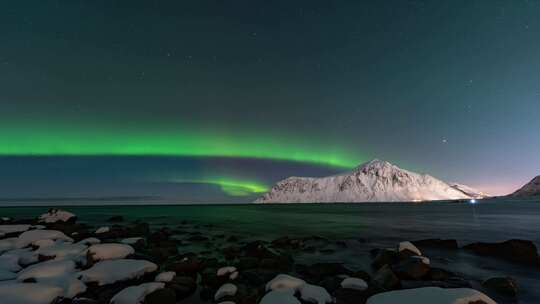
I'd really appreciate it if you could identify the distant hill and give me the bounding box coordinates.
[511,176,540,198]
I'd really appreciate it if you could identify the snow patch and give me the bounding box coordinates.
[398,241,422,256]
[16,230,73,249]
[110,282,165,304]
[260,289,301,304]
[78,259,157,285]
[366,287,496,304]
[38,209,76,224]
[299,283,332,304]
[87,243,134,261]
[265,274,306,292]
[215,283,238,301]
[95,226,110,234]
[155,271,176,282]
[340,277,368,291]
[0,283,64,304]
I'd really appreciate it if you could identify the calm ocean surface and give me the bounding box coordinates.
[1,199,539,303]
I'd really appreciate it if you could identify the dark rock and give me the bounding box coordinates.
[401,279,470,289]
[227,235,239,242]
[372,265,400,290]
[296,263,353,283]
[144,288,176,304]
[107,216,124,222]
[169,276,197,300]
[169,255,203,278]
[222,246,242,260]
[238,257,259,270]
[392,257,430,280]
[319,276,343,293]
[186,235,209,242]
[482,277,519,297]
[243,241,277,259]
[351,270,372,283]
[412,239,458,250]
[271,236,304,250]
[427,267,454,281]
[336,240,348,248]
[334,288,371,304]
[463,239,540,266]
[371,249,397,270]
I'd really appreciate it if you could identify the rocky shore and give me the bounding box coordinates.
[0,208,538,304]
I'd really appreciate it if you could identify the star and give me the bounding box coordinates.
[442,138,448,144]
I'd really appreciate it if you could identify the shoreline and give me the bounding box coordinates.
[1,208,538,303]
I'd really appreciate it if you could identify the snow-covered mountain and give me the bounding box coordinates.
[450,183,490,199]
[511,176,540,198]
[255,159,475,203]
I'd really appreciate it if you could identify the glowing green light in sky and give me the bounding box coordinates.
[0,122,363,168]
[169,177,269,196]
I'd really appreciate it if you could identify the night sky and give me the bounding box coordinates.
[1,1,539,202]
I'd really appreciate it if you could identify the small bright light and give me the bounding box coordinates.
[469,199,477,204]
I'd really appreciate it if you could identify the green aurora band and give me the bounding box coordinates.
[0,122,363,168]
[168,177,269,196]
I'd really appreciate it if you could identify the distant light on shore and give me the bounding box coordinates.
[469,199,477,204]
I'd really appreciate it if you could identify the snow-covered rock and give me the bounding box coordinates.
[260,289,301,304]
[78,259,157,285]
[2,248,38,266]
[37,242,87,262]
[95,226,110,234]
[16,230,73,249]
[0,238,18,254]
[0,269,17,280]
[0,254,22,272]
[110,282,164,304]
[217,266,237,277]
[155,271,176,282]
[18,260,76,281]
[366,287,496,304]
[0,283,64,304]
[511,175,540,198]
[77,237,101,246]
[38,209,76,224]
[411,255,430,265]
[255,159,473,203]
[266,274,306,292]
[16,260,86,298]
[121,237,143,245]
[229,270,239,280]
[87,243,134,262]
[450,183,489,199]
[215,283,238,301]
[340,277,368,291]
[398,241,422,256]
[299,284,332,304]
[0,225,38,236]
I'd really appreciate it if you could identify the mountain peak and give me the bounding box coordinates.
[512,175,540,197]
[255,159,474,203]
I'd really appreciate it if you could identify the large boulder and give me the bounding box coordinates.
[463,239,540,266]
[412,239,458,250]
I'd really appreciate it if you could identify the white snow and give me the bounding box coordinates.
[0,237,18,254]
[110,282,164,304]
[2,248,38,266]
[78,259,157,285]
[95,226,110,234]
[37,242,88,262]
[366,287,496,304]
[450,183,489,199]
[215,283,238,301]
[299,284,332,304]
[38,209,76,224]
[229,271,239,280]
[77,237,101,246]
[0,254,22,272]
[0,269,17,280]
[16,260,86,298]
[0,283,64,304]
[398,241,422,256]
[18,260,76,281]
[16,230,73,249]
[155,271,176,282]
[265,274,306,292]
[260,289,301,304]
[217,266,237,277]
[340,277,368,291]
[0,225,36,235]
[121,237,143,245]
[87,243,134,261]
[255,159,473,203]
[411,255,430,265]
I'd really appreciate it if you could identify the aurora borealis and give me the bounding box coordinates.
[1,1,540,201]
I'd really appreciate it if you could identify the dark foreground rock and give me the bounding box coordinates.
[463,239,540,266]
[482,276,519,297]
[412,238,459,250]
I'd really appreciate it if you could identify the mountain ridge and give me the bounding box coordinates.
[255,159,478,203]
